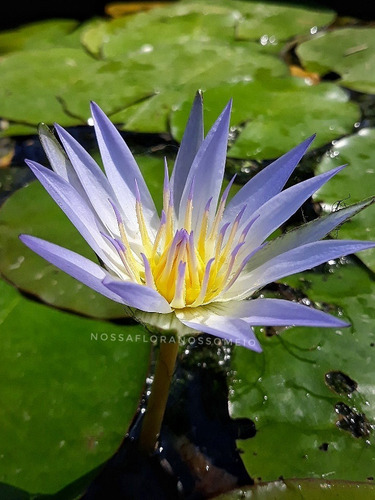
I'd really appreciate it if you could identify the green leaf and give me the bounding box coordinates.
[0,48,153,127]
[297,27,375,94]
[0,20,80,54]
[230,259,375,482]
[109,41,287,133]
[314,128,375,271]
[232,0,334,42]
[0,277,150,494]
[214,479,375,499]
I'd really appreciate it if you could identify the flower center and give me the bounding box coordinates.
[106,168,256,309]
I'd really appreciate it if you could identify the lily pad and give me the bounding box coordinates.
[314,128,375,271]
[232,0,334,42]
[0,48,153,127]
[0,276,150,494]
[229,259,375,482]
[0,19,80,54]
[96,0,334,55]
[0,0,341,149]
[100,2,243,57]
[107,35,288,132]
[171,79,360,160]
[297,27,375,94]
[214,479,375,499]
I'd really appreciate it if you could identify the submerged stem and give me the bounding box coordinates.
[138,339,179,455]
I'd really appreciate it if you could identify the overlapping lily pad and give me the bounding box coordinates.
[297,27,375,94]
[0,48,153,128]
[230,259,375,482]
[88,0,334,56]
[314,128,375,271]
[231,0,334,42]
[0,276,150,494]
[0,0,341,154]
[0,19,80,54]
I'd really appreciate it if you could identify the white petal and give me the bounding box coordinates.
[176,305,262,352]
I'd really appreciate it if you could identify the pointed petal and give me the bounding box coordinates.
[219,298,349,328]
[90,102,158,233]
[171,91,204,214]
[178,100,232,230]
[245,198,375,274]
[225,239,375,300]
[25,159,114,264]
[176,305,262,352]
[242,165,346,253]
[54,124,120,234]
[19,235,125,303]
[102,277,172,313]
[223,135,315,223]
[38,123,77,183]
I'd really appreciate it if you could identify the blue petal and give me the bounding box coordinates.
[223,135,315,224]
[24,160,114,264]
[246,165,346,251]
[227,239,375,299]
[102,277,172,313]
[54,124,120,235]
[90,102,158,233]
[224,298,349,328]
[178,100,232,230]
[19,235,126,303]
[245,198,374,273]
[176,307,262,352]
[171,91,204,216]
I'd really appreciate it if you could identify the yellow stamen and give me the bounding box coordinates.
[108,173,249,309]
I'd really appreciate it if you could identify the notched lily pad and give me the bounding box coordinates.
[0,48,153,128]
[0,277,150,494]
[297,27,375,94]
[232,0,334,42]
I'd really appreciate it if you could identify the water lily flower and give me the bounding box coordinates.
[20,93,375,352]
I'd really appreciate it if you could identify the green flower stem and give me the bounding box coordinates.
[139,339,179,454]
